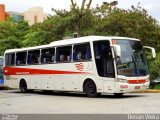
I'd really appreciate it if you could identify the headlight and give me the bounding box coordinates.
[117,78,128,83]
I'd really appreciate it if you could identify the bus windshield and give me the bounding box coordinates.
[114,40,149,76]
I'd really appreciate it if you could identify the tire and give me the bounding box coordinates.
[84,80,98,98]
[20,80,28,93]
[114,93,124,97]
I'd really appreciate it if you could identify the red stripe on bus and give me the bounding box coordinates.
[4,67,89,75]
[128,80,145,84]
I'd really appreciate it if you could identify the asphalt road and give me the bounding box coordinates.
[0,90,160,114]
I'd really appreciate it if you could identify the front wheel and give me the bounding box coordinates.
[84,81,99,97]
[20,80,28,93]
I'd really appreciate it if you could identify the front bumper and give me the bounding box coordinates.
[114,82,150,93]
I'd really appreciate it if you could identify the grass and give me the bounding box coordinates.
[154,84,160,89]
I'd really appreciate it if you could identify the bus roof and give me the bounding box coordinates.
[4,35,140,53]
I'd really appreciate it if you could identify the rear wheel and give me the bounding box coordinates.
[20,80,28,93]
[84,80,99,97]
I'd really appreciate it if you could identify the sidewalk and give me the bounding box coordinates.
[133,89,160,93]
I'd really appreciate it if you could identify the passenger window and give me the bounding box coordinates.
[56,46,72,62]
[5,53,15,66]
[16,52,27,65]
[27,50,40,65]
[73,43,91,61]
[41,48,55,64]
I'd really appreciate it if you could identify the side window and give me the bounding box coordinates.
[5,53,15,66]
[16,52,27,65]
[56,46,72,62]
[73,43,91,61]
[41,48,55,64]
[27,50,40,65]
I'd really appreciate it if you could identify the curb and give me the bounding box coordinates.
[132,89,160,93]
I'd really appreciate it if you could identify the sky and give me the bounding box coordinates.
[0,0,160,22]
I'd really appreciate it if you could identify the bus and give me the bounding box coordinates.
[4,36,156,97]
[0,56,4,87]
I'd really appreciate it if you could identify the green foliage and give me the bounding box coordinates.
[0,20,29,55]
[93,3,160,45]
[149,53,160,79]
[154,84,160,89]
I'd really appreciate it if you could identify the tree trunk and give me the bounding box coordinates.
[71,0,76,9]
[81,0,86,11]
[87,0,92,9]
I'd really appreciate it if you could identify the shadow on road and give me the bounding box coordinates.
[7,90,147,99]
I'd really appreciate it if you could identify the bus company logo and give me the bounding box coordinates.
[75,63,84,71]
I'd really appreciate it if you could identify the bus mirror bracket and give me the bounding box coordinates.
[111,45,121,57]
[143,46,156,59]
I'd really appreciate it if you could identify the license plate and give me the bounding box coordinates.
[135,86,140,89]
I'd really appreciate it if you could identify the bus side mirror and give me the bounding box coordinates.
[143,46,156,58]
[111,45,121,57]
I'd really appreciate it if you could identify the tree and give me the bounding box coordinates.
[0,20,29,55]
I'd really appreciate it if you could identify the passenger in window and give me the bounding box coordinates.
[43,58,47,63]
[60,55,65,62]
[77,52,82,61]
[17,60,20,65]
[67,56,70,61]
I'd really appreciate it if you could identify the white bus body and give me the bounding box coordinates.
[4,36,155,97]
